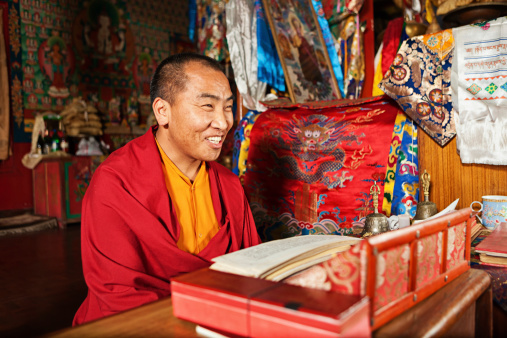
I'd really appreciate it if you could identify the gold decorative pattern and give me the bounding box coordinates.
[11,76,23,127]
[8,7,20,56]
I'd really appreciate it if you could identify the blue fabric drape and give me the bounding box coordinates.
[255,0,285,92]
[188,0,197,42]
[391,120,419,217]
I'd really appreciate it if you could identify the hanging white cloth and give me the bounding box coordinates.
[451,17,507,165]
[225,0,273,112]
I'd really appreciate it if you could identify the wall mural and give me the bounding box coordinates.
[20,0,79,127]
[37,36,75,99]
[8,0,190,141]
[71,0,135,124]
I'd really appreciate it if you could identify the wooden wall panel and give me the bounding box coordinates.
[418,129,507,212]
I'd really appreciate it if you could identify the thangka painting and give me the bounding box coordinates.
[261,0,341,103]
[197,0,227,61]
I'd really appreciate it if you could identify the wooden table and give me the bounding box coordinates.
[49,269,491,337]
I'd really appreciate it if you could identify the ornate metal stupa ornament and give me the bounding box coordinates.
[413,170,438,221]
[361,181,390,238]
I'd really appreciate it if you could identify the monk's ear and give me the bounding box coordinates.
[152,98,171,126]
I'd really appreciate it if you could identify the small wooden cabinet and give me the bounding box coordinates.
[33,156,105,226]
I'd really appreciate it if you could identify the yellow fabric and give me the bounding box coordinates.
[372,52,385,97]
[425,0,435,24]
[237,113,261,180]
[155,139,220,254]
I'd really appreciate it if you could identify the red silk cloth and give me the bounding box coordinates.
[244,96,400,241]
[381,17,404,76]
[74,127,260,325]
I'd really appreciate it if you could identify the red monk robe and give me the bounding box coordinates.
[73,127,261,325]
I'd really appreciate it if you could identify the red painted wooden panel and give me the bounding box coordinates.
[46,161,63,221]
[33,162,48,216]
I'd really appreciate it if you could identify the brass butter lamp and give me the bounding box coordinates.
[403,5,428,38]
[405,21,428,38]
[413,170,438,221]
[361,182,390,238]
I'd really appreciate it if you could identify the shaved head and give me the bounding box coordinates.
[150,53,224,106]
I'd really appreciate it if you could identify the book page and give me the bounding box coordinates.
[210,235,360,278]
[413,198,459,224]
[480,253,507,264]
[266,245,352,281]
[195,325,232,338]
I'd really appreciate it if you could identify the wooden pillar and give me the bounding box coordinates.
[235,87,246,125]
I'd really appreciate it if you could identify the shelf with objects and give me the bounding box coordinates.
[229,0,507,331]
[24,101,109,226]
[370,3,507,334]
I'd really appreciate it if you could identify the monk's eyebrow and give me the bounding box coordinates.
[197,93,235,101]
[197,93,220,100]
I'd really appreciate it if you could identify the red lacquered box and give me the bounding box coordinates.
[249,283,370,337]
[171,268,370,337]
[171,268,277,337]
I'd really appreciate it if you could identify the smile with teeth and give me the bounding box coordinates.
[206,136,222,144]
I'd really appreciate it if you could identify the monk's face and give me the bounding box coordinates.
[165,62,234,165]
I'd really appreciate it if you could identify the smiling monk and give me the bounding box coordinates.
[73,53,261,325]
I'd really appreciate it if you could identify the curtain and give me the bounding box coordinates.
[0,8,10,160]
[226,0,272,112]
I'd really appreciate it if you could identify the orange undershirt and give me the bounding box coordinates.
[155,139,220,254]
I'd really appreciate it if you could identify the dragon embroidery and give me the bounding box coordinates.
[263,114,366,189]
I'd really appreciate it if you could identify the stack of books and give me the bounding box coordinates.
[474,222,507,266]
[471,218,484,242]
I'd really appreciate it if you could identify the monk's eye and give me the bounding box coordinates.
[305,130,312,138]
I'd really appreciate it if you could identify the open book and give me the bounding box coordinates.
[210,235,361,282]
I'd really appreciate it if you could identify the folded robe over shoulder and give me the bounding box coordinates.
[73,127,261,325]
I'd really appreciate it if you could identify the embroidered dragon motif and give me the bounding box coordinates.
[263,114,366,189]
